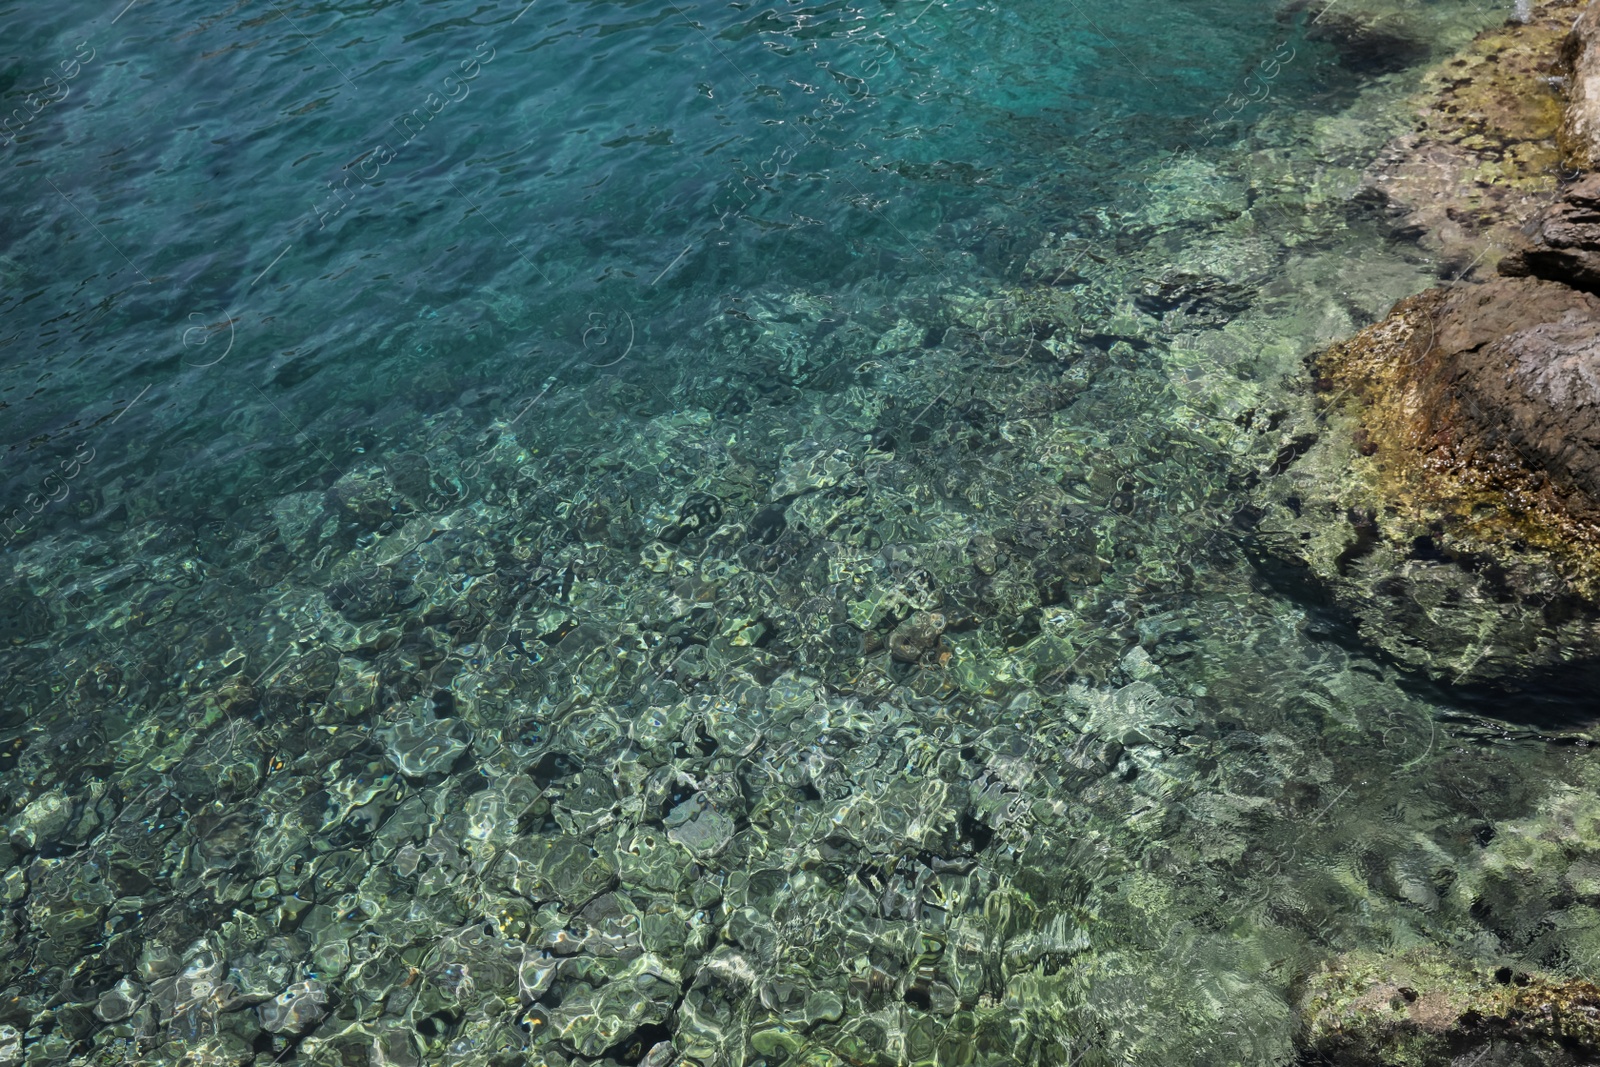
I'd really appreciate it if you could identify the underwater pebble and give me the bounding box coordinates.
[665,794,736,858]
[93,978,143,1023]
[257,978,328,1035]
[9,790,71,850]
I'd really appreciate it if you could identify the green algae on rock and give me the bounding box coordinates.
[1353,0,1578,272]
[1299,949,1600,1067]
[1253,276,1600,684]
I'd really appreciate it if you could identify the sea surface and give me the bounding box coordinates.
[1,0,1592,1064]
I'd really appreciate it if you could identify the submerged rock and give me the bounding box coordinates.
[9,789,72,851]
[1284,0,1432,74]
[1252,273,1600,683]
[888,611,947,663]
[1298,948,1600,1066]
[257,979,328,1035]
[1353,0,1575,271]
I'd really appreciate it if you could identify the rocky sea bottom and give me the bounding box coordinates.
[6,1,1600,1065]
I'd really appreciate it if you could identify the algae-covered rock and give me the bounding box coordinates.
[1320,276,1600,560]
[1298,948,1600,1066]
[1247,1,1600,689]
[1251,275,1600,684]
[1355,0,1576,271]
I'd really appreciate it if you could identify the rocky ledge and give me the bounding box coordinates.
[1253,1,1600,693]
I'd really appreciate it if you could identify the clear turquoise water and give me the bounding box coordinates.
[8,0,1598,1065]
[3,0,1347,492]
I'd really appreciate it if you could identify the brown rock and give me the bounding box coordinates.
[1251,2,1600,686]
[1501,174,1600,290]
[1413,278,1600,511]
[1319,274,1600,575]
[1238,276,1600,685]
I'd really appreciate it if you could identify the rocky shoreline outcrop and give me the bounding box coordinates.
[1253,0,1600,692]
[1266,9,1600,1058]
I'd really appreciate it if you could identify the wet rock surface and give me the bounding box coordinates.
[1562,0,1600,170]
[1299,949,1600,1067]
[1323,272,1600,539]
[1251,5,1600,688]
[1428,276,1600,514]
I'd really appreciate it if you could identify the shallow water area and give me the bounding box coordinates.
[2,0,1598,1064]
